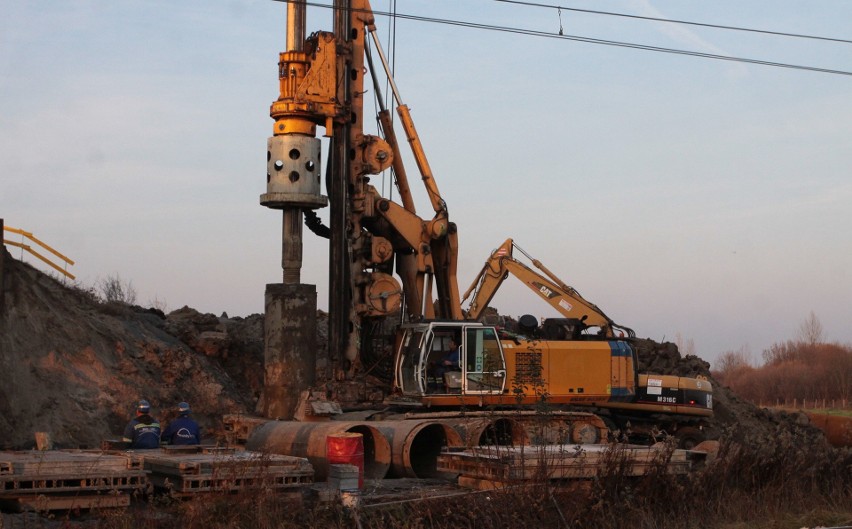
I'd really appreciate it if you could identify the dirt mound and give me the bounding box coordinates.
[630,336,831,448]
[0,250,259,449]
[806,413,852,447]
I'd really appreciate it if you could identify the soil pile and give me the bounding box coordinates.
[630,337,830,447]
[0,250,261,449]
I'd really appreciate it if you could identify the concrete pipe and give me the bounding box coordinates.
[443,417,529,447]
[246,420,391,480]
[374,420,463,479]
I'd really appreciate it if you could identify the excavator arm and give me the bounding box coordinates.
[462,239,634,338]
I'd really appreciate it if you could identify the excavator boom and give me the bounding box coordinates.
[463,238,633,337]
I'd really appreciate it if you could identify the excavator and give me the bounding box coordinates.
[384,239,712,446]
[451,238,714,446]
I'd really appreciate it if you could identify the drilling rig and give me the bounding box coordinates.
[257,0,463,418]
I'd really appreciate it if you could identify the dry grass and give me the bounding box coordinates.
[14,429,847,529]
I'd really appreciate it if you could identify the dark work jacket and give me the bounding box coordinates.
[123,414,161,449]
[162,415,201,445]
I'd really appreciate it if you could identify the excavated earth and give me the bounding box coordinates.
[0,249,831,451]
[0,251,268,449]
[629,337,830,446]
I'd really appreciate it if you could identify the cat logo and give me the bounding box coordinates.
[532,281,558,299]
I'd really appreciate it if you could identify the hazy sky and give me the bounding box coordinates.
[2,1,850,367]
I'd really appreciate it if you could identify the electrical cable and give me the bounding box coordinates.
[494,0,852,45]
[269,0,852,76]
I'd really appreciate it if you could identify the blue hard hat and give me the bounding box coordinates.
[177,402,191,414]
[137,400,151,413]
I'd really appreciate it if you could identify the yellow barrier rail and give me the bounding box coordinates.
[2,225,76,280]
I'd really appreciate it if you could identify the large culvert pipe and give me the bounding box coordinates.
[246,421,391,480]
[445,414,604,447]
[443,417,529,447]
[375,420,463,479]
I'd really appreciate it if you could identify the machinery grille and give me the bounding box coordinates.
[514,352,544,386]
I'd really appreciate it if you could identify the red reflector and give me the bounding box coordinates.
[689,400,696,405]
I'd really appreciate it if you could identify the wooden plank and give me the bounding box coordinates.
[145,460,202,475]
[141,451,312,477]
[1,451,135,475]
[457,475,504,491]
[137,449,314,497]
[439,444,692,483]
[0,471,148,495]
[12,494,131,511]
[149,469,313,496]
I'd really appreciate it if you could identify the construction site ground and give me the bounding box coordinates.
[1,250,849,527]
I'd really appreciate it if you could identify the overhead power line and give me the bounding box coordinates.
[270,0,852,77]
[494,0,852,45]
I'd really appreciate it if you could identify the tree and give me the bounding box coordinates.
[674,332,696,356]
[97,274,137,305]
[762,340,797,365]
[796,310,824,346]
[714,345,752,378]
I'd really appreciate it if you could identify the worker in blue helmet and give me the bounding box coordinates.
[122,400,161,449]
[162,401,201,445]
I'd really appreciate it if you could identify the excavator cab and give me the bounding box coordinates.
[394,322,507,397]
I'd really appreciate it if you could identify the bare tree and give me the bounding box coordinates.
[715,345,752,377]
[674,332,697,356]
[98,274,137,305]
[762,340,797,365]
[796,311,824,345]
[148,295,169,314]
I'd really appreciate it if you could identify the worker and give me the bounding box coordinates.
[123,400,161,449]
[162,401,201,445]
[429,337,461,391]
[440,338,461,372]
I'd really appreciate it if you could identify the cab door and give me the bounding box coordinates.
[394,327,428,395]
[462,326,507,394]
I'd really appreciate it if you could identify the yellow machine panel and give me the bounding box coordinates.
[502,340,636,404]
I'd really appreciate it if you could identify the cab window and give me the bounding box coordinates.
[464,327,505,393]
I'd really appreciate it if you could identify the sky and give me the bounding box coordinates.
[2,0,851,368]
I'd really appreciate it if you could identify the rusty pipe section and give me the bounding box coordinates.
[443,417,529,447]
[374,420,462,479]
[246,417,592,482]
[246,421,391,480]
[444,414,605,447]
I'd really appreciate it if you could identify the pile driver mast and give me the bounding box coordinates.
[259,0,462,417]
